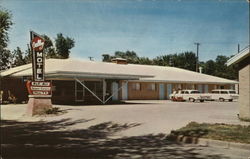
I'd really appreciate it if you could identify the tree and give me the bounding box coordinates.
[24,48,32,64]
[0,8,13,49]
[102,54,112,62]
[152,52,196,71]
[0,8,13,70]
[137,57,153,65]
[42,34,57,58]
[213,55,238,80]
[201,55,238,80]
[203,60,216,75]
[0,49,13,70]
[12,47,26,67]
[114,51,139,63]
[102,50,237,80]
[55,33,75,59]
[153,56,169,66]
[182,52,196,71]
[102,50,140,64]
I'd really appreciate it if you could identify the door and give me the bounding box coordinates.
[75,80,85,102]
[159,83,165,100]
[167,84,172,99]
[122,82,128,100]
[204,85,208,93]
[111,82,118,100]
[198,84,203,93]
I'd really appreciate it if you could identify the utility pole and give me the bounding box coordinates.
[238,44,240,53]
[194,42,200,72]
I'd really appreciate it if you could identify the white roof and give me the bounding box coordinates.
[130,63,237,84]
[1,58,237,84]
[227,46,250,66]
[0,59,153,80]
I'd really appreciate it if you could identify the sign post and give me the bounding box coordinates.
[26,31,52,116]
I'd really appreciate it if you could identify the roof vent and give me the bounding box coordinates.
[111,58,128,64]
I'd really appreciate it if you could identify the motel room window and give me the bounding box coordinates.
[148,83,156,91]
[132,83,141,91]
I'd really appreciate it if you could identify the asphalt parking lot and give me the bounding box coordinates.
[1,100,250,159]
[1,100,249,137]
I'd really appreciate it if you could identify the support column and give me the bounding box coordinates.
[103,79,106,104]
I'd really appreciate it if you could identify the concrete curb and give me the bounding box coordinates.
[171,135,250,151]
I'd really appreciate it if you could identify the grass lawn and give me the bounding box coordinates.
[168,122,250,144]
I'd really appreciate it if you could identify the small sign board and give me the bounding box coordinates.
[26,81,52,96]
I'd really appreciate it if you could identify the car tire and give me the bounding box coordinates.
[229,99,233,102]
[219,98,224,102]
[189,98,195,102]
[200,99,204,102]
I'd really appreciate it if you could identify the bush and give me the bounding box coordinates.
[44,107,60,115]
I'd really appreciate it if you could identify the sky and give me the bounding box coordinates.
[1,0,249,61]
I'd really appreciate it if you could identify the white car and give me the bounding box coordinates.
[170,90,211,102]
[210,89,239,102]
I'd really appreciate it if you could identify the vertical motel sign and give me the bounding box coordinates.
[28,31,51,95]
[30,31,45,81]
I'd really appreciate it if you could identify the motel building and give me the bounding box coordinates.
[0,58,238,104]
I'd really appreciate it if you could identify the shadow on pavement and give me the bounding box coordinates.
[1,119,230,159]
[56,101,162,107]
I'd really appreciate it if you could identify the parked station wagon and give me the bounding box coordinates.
[210,89,239,102]
[170,90,211,102]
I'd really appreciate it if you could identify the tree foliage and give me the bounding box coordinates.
[102,51,238,80]
[153,52,196,71]
[55,33,75,59]
[12,47,26,67]
[0,31,75,71]
[0,8,13,49]
[42,34,57,59]
[0,49,13,70]
[0,8,13,70]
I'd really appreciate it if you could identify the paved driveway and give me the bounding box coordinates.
[1,100,249,137]
[1,100,250,159]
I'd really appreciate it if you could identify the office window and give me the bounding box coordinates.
[148,83,156,91]
[132,83,140,91]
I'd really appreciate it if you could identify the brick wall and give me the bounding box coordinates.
[128,82,159,100]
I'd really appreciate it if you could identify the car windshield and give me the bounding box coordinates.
[229,91,236,94]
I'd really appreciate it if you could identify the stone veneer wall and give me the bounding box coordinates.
[238,56,250,120]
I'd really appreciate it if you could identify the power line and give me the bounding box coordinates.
[194,42,200,72]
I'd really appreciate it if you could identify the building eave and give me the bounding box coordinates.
[227,46,250,66]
